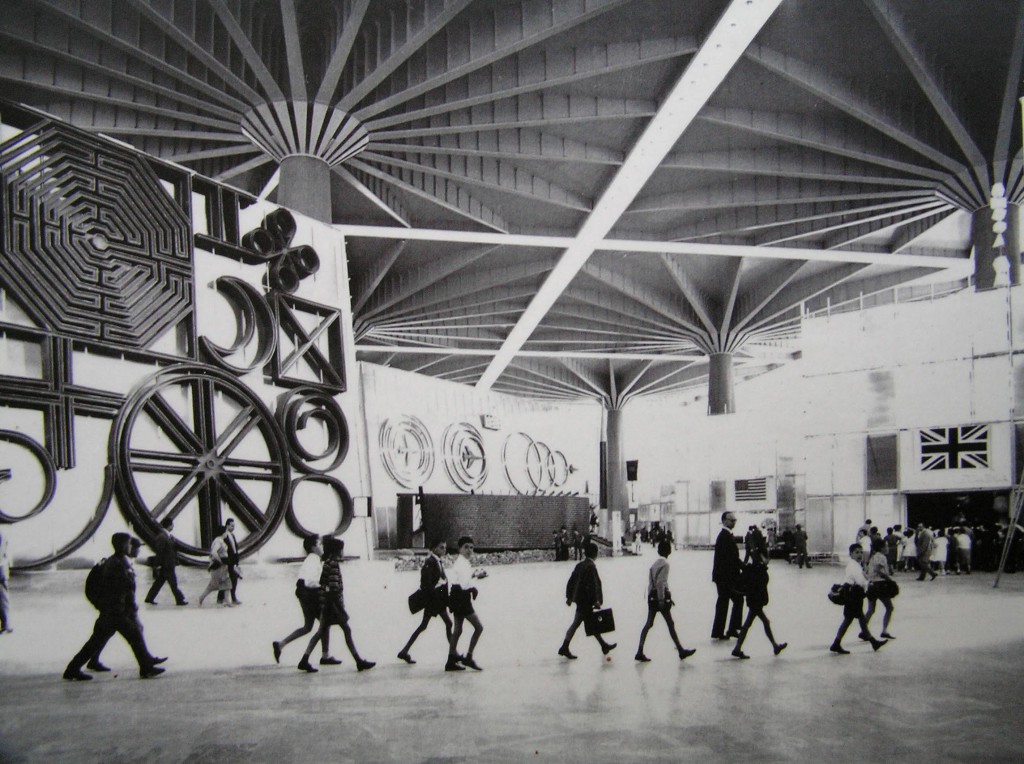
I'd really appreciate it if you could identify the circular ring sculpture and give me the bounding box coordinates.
[441,422,487,492]
[286,474,354,538]
[379,415,434,489]
[277,387,349,474]
[502,432,572,494]
[110,363,291,564]
[0,430,57,523]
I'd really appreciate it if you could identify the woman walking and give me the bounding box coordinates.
[298,537,374,673]
[197,525,233,607]
[863,537,897,639]
[635,540,696,662]
[731,549,787,659]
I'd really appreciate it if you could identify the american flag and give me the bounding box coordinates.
[919,425,989,470]
[735,477,768,501]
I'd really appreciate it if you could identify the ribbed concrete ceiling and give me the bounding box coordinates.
[1,0,1020,405]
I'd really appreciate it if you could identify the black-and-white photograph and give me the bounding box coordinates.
[1,1,1023,761]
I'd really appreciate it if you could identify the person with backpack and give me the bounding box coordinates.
[63,533,167,681]
[558,541,615,659]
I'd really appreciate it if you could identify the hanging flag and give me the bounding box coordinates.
[734,477,768,501]
[919,425,989,471]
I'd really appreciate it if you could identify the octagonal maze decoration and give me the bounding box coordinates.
[0,123,193,348]
[502,432,573,495]
[276,387,350,475]
[110,363,291,564]
[442,422,487,492]
[379,415,434,489]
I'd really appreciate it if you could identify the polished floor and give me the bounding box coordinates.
[1,548,1023,763]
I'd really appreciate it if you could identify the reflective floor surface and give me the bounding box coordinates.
[2,548,1023,763]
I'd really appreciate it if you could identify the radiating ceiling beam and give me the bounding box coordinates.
[315,0,372,104]
[336,166,411,227]
[347,157,510,232]
[214,153,274,182]
[472,0,786,389]
[822,201,953,250]
[338,0,477,112]
[889,209,959,254]
[864,0,989,195]
[753,198,944,246]
[369,129,623,165]
[334,223,972,271]
[208,0,285,101]
[351,0,630,119]
[363,32,697,130]
[122,0,263,104]
[992,4,1024,183]
[356,345,707,362]
[279,0,307,101]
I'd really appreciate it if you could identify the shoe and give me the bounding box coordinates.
[356,660,376,672]
[829,645,850,655]
[731,650,750,659]
[880,632,895,640]
[459,657,481,671]
[773,643,788,656]
[273,642,282,664]
[319,656,342,666]
[297,658,318,673]
[176,601,189,606]
[678,648,696,660]
[85,661,110,672]
[857,632,870,641]
[600,642,617,655]
[634,653,651,662]
[233,600,242,606]
[930,573,937,581]
[0,627,12,634]
[725,631,741,639]
[63,668,92,681]
[151,656,168,665]
[144,599,157,605]
[871,639,888,652]
[712,635,730,641]
[139,666,165,679]
[558,646,577,660]
[445,659,466,672]
[397,652,416,664]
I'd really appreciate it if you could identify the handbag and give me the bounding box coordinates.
[827,583,848,605]
[408,588,428,614]
[584,607,615,636]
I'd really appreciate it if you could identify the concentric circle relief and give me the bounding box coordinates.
[442,422,487,492]
[379,415,434,489]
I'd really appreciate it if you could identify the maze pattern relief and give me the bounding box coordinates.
[0,123,193,348]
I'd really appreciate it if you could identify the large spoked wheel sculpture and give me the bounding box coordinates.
[111,364,291,564]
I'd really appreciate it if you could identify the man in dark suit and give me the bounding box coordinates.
[711,511,744,640]
[145,519,188,606]
[63,533,166,680]
[223,517,242,605]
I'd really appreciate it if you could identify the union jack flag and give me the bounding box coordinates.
[919,425,989,471]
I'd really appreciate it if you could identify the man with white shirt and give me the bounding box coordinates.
[272,535,338,667]
[829,544,888,655]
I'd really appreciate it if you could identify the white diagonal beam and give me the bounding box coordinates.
[474,0,785,390]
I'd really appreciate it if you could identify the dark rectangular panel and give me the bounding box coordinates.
[421,494,591,551]
[866,433,898,490]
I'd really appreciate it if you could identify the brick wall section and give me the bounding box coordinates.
[421,494,591,551]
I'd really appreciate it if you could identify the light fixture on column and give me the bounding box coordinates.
[990,182,1010,287]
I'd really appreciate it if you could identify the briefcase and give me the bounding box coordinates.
[408,588,427,614]
[584,607,615,636]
